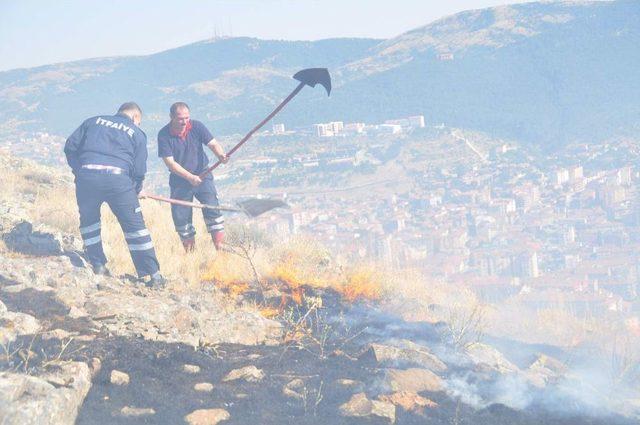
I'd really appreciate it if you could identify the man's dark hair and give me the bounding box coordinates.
[170,102,190,117]
[117,102,142,115]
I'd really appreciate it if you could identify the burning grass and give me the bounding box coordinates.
[338,267,384,302]
[268,236,334,289]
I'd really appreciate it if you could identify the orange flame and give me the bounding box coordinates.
[338,269,383,302]
[201,254,252,298]
[259,307,280,319]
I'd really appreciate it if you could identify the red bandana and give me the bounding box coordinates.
[170,120,192,141]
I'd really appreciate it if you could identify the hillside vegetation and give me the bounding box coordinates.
[1,1,639,148]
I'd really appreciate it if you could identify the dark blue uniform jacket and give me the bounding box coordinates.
[64,113,148,183]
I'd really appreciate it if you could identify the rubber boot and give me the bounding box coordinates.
[212,231,225,251]
[182,237,195,253]
[146,271,167,289]
[92,263,111,276]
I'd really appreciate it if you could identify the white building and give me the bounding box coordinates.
[272,123,285,134]
[314,123,333,137]
[408,115,425,128]
[344,122,365,133]
[378,124,402,134]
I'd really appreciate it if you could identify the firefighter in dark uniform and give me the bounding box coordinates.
[64,102,166,287]
[157,102,228,252]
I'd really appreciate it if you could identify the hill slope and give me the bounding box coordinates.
[0,1,638,148]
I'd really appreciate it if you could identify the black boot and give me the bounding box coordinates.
[146,272,167,289]
[92,263,111,276]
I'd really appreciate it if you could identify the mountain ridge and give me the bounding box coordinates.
[1,0,638,148]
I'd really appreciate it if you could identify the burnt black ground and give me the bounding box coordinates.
[1,287,638,425]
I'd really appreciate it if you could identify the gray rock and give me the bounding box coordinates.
[194,382,214,392]
[110,370,130,386]
[0,311,41,345]
[465,343,519,374]
[282,378,305,400]
[184,408,230,425]
[0,362,91,425]
[222,365,264,383]
[359,341,447,372]
[41,329,74,340]
[120,406,156,417]
[183,364,201,374]
[339,393,396,423]
[526,354,568,388]
[378,391,438,413]
[334,378,364,391]
[89,358,102,378]
[382,368,444,393]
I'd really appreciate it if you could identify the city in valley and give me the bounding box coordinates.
[8,113,640,320]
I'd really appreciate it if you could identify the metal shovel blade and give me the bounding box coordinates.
[236,198,289,217]
[293,68,332,96]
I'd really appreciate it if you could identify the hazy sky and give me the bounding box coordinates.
[0,0,535,72]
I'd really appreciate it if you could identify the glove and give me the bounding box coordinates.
[134,180,144,195]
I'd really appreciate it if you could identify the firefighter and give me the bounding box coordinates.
[64,102,165,287]
[157,102,228,252]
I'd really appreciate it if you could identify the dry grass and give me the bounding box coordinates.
[102,197,219,286]
[268,236,334,290]
[487,298,600,347]
[0,154,222,286]
[5,155,636,376]
[338,266,385,302]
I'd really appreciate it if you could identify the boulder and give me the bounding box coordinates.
[89,358,102,378]
[359,341,447,372]
[0,361,91,425]
[378,391,438,413]
[183,364,201,374]
[526,354,568,388]
[282,378,305,400]
[222,365,264,383]
[110,370,130,386]
[184,408,230,425]
[465,343,518,374]
[194,382,214,392]
[339,393,396,423]
[120,406,155,417]
[383,368,444,393]
[0,311,41,345]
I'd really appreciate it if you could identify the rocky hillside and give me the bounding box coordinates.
[2,155,639,424]
[1,1,639,148]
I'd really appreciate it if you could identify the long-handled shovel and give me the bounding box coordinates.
[198,68,332,179]
[140,192,288,218]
